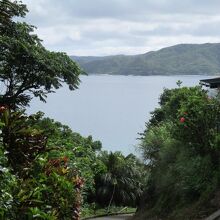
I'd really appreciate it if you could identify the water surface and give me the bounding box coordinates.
[28,75,209,155]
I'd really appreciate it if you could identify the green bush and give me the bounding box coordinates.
[0,109,84,219]
[137,86,220,219]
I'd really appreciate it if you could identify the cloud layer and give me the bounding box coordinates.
[22,0,220,56]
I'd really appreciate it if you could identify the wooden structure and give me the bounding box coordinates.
[200,77,220,88]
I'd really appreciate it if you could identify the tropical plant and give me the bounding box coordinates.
[95,151,146,210]
[0,108,85,219]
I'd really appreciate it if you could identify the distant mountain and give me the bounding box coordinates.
[71,43,220,75]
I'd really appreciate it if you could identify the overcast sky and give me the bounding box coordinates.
[22,0,220,56]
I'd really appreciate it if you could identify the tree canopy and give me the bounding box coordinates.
[0,0,82,108]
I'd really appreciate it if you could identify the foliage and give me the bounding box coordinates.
[0,0,82,108]
[0,2,147,219]
[29,114,147,212]
[15,156,82,220]
[137,86,220,219]
[95,151,147,208]
[0,108,84,219]
[0,107,143,219]
[30,112,102,152]
[29,113,103,201]
[0,1,84,216]
[1,109,47,176]
[0,145,17,219]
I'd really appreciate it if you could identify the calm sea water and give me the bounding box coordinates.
[28,75,210,155]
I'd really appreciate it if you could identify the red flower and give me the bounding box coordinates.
[180,117,185,123]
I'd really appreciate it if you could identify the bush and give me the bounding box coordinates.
[0,109,83,219]
[137,86,220,219]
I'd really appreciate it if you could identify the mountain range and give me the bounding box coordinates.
[71,43,220,76]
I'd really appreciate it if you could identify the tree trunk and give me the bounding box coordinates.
[107,184,116,213]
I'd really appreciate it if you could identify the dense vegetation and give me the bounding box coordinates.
[3,1,220,220]
[0,1,145,219]
[134,85,220,219]
[72,43,220,76]
[0,108,144,219]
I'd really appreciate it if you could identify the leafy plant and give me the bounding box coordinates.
[137,86,220,219]
[95,151,147,209]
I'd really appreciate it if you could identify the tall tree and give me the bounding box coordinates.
[0,0,82,108]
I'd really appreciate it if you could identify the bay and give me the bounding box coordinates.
[28,75,210,155]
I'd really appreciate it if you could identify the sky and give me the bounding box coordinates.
[22,0,220,56]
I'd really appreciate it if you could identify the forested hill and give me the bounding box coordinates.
[71,43,220,76]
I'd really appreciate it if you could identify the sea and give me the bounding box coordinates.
[28,75,211,156]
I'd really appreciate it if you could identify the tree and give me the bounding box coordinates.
[0,0,82,108]
[96,151,146,209]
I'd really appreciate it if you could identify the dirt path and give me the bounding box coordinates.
[88,214,133,220]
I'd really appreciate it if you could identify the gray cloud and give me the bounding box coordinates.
[22,0,220,56]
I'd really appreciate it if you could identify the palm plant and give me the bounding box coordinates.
[96,152,146,209]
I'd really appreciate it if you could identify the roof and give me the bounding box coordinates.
[200,77,220,88]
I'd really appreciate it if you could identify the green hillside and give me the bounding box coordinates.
[71,43,220,75]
